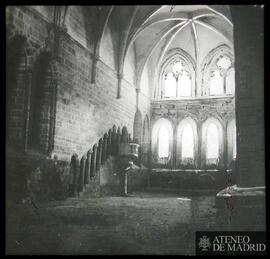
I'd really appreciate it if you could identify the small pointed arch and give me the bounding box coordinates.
[121,126,129,143]
[133,110,143,144]
[200,112,225,129]
[201,117,224,167]
[117,126,121,134]
[176,117,198,167]
[151,118,174,165]
[227,118,237,166]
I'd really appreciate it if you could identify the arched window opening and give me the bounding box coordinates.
[161,56,194,99]
[158,125,170,158]
[164,72,176,98]
[217,55,232,70]
[178,70,192,97]
[226,68,235,95]
[181,123,194,159]
[210,69,223,96]
[176,117,197,168]
[206,52,234,97]
[206,123,219,163]
[152,118,173,166]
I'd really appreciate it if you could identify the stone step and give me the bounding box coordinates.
[146,187,219,195]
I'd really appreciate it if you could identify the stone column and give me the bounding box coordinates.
[231,5,264,187]
[91,144,97,178]
[117,72,123,99]
[48,73,58,155]
[223,125,228,169]
[197,123,202,168]
[71,154,80,196]
[79,155,86,192]
[102,133,108,164]
[138,145,142,166]
[96,138,103,171]
[84,150,92,184]
[172,126,177,168]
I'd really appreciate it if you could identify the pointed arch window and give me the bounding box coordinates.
[158,125,170,158]
[206,123,219,160]
[210,69,223,95]
[181,123,194,159]
[163,58,193,99]
[225,67,235,95]
[164,72,176,98]
[178,70,192,97]
[208,54,235,96]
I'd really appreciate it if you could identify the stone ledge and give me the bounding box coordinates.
[217,185,265,197]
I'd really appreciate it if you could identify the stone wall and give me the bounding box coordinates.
[6,5,151,161]
[231,6,264,187]
[6,5,151,201]
[6,146,71,202]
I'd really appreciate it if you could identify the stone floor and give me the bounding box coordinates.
[5,192,226,255]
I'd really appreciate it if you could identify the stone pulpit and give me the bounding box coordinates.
[118,143,140,196]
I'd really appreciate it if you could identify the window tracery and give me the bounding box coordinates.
[163,59,193,99]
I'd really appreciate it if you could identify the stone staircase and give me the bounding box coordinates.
[69,125,135,198]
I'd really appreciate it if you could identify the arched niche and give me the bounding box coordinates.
[133,110,143,144]
[201,117,224,167]
[176,117,198,168]
[6,35,28,146]
[151,118,174,166]
[27,51,55,154]
[141,115,150,165]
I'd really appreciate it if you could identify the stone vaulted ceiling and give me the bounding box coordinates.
[105,5,234,88]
